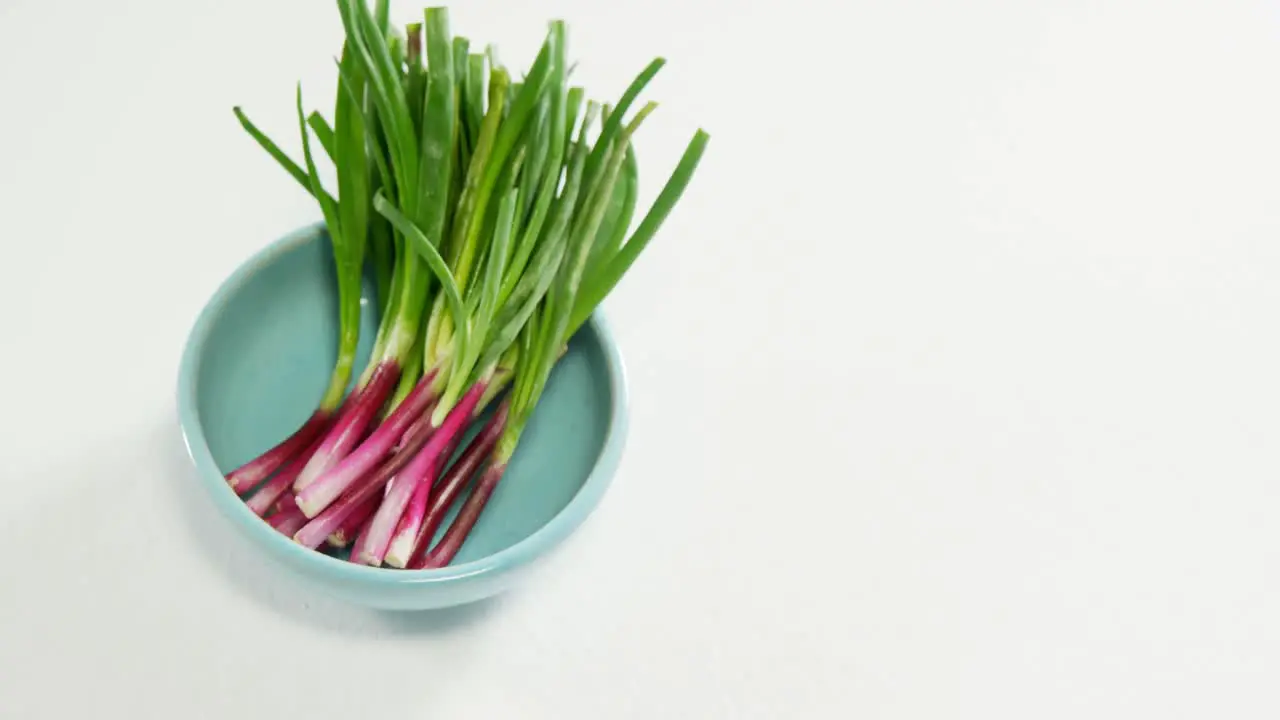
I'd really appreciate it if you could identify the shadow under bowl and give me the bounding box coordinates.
[176,223,628,610]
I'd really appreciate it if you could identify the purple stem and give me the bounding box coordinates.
[406,403,508,569]
[383,429,467,567]
[263,395,383,516]
[267,506,308,537]
[225,410,330,492]
[292,362,400,495]
[396,410,434,451]
[326,494,379,548]
[271,488,298,516]
[295,370,438,518]
[292,416,437,549]
[349,513,376,562]
[422,458,509,569]
[349,383,488,567]
[244,427,327,516]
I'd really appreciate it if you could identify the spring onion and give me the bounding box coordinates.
[230,3,707,569]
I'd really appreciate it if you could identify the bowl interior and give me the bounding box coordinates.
[193,227,617,566]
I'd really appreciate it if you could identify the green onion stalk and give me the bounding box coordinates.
[354,23,573,568]
[282,5,479,547]
[224,12,383,498]
[226,3,707,570]
[413,79,710,570]
[291,16,579,557]
[290,0,454,508]
[228,0,424,514]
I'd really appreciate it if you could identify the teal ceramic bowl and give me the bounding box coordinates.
[177,223,628,610]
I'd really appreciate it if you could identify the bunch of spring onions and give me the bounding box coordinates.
[228,1,707,569]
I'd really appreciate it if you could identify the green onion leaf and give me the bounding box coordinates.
[417,6,456,251]
[448,65,510,290]
[570,129,710,334]
[575,58,664,215]
[476,225,567,374]
[306,111,336,162]
[584,143,637,280]
[464,53,486,151]
[295,85,342,250]
[232,107,334,204]
[373,192,468,371]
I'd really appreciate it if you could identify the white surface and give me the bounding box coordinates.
[0,0,1276,717]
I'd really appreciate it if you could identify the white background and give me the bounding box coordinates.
[1,0,1276,717]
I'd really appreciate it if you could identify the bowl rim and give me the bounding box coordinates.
[176,222,629,588]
